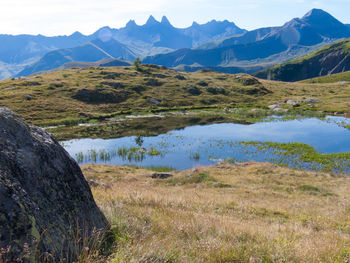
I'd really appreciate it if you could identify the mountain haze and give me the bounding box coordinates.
[18,38,135,77]
[14,16,245,77]
[143,9,350,72]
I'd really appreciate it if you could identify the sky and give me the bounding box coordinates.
[1,0,350,36]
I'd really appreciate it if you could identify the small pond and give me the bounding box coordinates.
[62,116,350,172]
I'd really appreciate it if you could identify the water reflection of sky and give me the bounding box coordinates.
[62,117,350,170]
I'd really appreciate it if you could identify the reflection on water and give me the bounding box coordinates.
[62,116,350,172]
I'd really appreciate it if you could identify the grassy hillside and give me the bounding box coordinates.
[82,162,350,262]
[1,64,350,139]
[301,70,350,83]
[255,38,350,82]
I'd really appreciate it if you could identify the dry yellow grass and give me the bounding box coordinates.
[82,162,350,262]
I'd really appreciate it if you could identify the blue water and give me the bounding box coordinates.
[62,116,350,170]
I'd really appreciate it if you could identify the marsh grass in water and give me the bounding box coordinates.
[239,141,350,173]
[76,146,162,164]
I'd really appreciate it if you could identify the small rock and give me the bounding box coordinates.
[151,173,173,179]
[249,109,259,114]
[24,94,32,100]
[4,87,15,90]
[268,103,282,110]
[285,100,299,106]
[304,98,321,103]
[87,179,106,188]
[273,107,289,113]
[148,98,161,105]
[337,81,350,85]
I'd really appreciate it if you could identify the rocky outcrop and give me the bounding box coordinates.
[0,108,108,262]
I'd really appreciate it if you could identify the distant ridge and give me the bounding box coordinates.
[143,9,350,72]
[7,16,245,78]
[254,38,350,82]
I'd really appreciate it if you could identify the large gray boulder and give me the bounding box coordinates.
[0,108,109,262]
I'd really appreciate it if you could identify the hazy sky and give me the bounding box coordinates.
[2,0,350,36]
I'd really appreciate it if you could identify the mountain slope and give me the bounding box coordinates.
[17,38,135,77]
[254,38,350,82]
[143,9,350,70]
[0,32,91,64]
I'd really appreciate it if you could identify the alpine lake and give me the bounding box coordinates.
[61,115,350,174]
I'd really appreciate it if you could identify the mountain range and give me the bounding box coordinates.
[143,9,350,72]
[0,17,244,79]
[2,9,350,80]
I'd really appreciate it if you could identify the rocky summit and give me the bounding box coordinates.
[0,108,108,262]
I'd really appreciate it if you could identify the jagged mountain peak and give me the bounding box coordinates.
[126,19,137,27]
[161,16,172,26]
[146,15,159,26]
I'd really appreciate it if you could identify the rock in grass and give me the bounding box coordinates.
[151,173,173,179]
[0,108,109,262]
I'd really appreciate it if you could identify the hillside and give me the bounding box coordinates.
[143,9,350,71]
[255,38,350,82]
[0,64,350,140]
[301,70,350,83]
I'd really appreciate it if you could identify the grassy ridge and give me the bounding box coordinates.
[0,64,350,127]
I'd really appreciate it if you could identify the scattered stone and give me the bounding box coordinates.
[0,108,108,262]
[337,81,350,85]
[268,103,282,110]
[148,98,161,105]
[24,94,32,100]
[87,179,107,188]
[273,107,289,113]
[249,109,259,114]
[4,87,15,90]
[304,98,321,103]
[151,173,173,179]
[285,100,299,106]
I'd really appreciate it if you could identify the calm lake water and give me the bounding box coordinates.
[62,116,350,171]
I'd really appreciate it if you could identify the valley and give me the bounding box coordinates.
[1,6,350,263]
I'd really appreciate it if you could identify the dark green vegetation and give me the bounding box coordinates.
[1,64,350,140]
[240,141,350,173]
[255,38,350,82]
